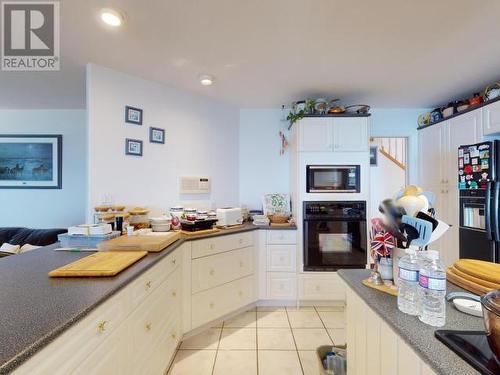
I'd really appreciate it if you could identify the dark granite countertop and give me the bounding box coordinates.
[0,223,296,374]
[338,269,484,375]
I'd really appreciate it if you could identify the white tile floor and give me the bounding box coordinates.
[167,306,345,375]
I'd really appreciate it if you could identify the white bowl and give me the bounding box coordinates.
[151,223,171,232]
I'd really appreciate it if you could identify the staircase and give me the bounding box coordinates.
[373,137,406,170]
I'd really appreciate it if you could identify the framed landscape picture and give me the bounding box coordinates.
[149,127,165,144]
[0,135,62,189]
[125,106,143,125]
[125,138,143,156]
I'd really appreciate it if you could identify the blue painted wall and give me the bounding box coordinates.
[0,110,86,228]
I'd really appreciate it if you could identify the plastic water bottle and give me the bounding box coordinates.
[418,250,446,327]
[397,249,420,315]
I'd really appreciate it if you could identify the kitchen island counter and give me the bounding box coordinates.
[338,269,483,375]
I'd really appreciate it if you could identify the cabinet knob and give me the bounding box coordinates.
[171,258,177,265]
[145,281,152,290]
[209,269,215,276]
[238,291,243,297]
[279,256,285,262]
[209,244,215,250]
[209,302,215,308]
[171,333,177,339]
[316,285,321,291]
[172,291,177,297]
[239,261,244,267]
[97,320,108,333]
[145,322,152,331]
[239,238,243,244]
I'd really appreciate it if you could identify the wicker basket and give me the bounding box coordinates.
[268,214,289,224]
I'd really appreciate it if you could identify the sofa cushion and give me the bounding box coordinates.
[0,228,24,246]
[9,228,67,247]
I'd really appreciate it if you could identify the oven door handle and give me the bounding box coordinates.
[486,181,493,240]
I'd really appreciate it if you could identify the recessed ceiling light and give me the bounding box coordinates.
[100,8,124,27]
[199,74,214,86]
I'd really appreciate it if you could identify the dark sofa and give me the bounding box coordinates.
[0,227,67,257]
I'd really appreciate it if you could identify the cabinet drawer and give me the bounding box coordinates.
[130,249,180,308]
[266,272,296,299]
[299,274,346,301]
[267,245,296,272]
[130,274,178,361]
[192,232,254,259]
[134,311,180,375]
[192,247,254,293]
[192,275,254,328]
[13,289,129,375]
[266,230,296,245]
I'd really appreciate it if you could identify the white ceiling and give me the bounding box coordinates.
[1,0,500,109]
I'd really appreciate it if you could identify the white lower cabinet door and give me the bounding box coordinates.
[266,272,296,299]
[267,245,296,272]
[365,308,381,375]
[345,289,356,375]
[397,337,421,375]
[72,322,131,375]
[379,320,397,375]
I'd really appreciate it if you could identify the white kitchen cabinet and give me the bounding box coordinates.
[191,246,254,293]
[72,324,130,375]
[298,117,332,152]
[187,233,257,329]
[332,117,369,152]
[259,230,298,301]
[298,273,346,301]
[298,117,369,152]
[482,99,500,135]
[418,123,444,191]
[266,272,297,299]
[13,248,183,375]
[418,109,482,266]
[345,285,437,375]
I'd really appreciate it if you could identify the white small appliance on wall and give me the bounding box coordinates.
[179,176,211,194]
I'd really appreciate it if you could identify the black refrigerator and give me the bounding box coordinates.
[458,140,500,263]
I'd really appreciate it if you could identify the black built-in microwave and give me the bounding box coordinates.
[306,165,360,193]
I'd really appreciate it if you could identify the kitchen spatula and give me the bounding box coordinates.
[401,215,433,247]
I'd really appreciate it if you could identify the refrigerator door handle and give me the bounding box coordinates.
[486,182,493,240]
[494,181,500,242]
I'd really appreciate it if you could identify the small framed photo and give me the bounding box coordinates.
[125,106,143,125]
[149,127,165,144]
[125,138,143,156]
[370,146,378,166]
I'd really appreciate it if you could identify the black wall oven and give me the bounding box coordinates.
[306,165,360,193]
[303,201,367,271]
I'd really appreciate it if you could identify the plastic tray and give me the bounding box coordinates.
[58,231,121,248]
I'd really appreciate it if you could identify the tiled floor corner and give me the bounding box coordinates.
[168,305,346,374]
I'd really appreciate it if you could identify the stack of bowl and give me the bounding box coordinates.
[150,216,172,232]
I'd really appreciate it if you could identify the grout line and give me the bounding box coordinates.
[255,308,259,375]
[315,306,334,345]
[285,306,305,375]
[210,322,224,375]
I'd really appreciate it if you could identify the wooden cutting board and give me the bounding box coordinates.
[181,228,220,236]
[49,251,147,277]
[446,267,492,295]
[453,259,500,284]
[99,232,180,252]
